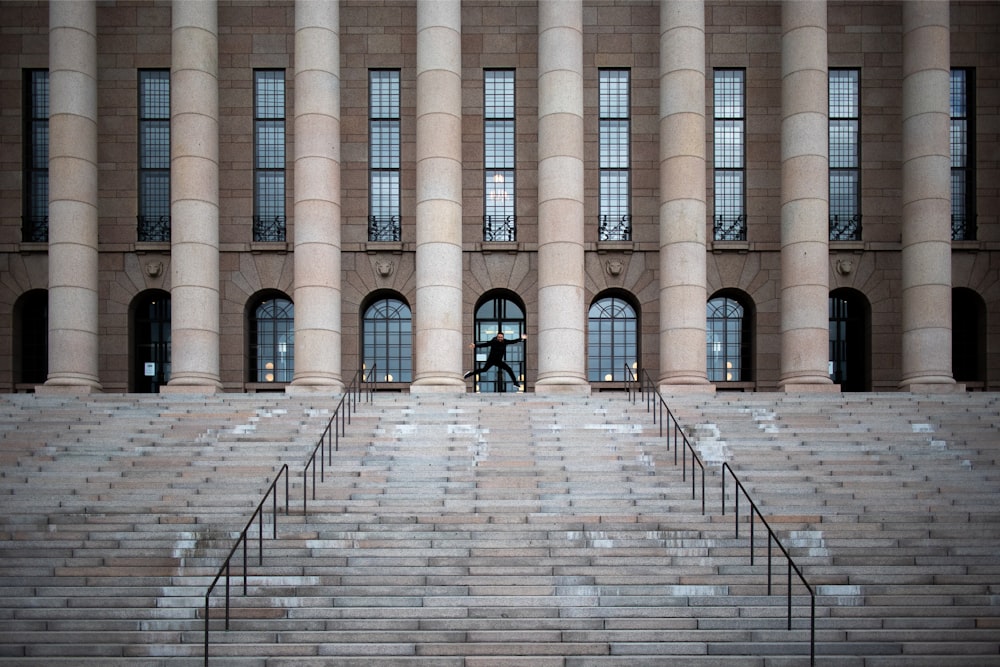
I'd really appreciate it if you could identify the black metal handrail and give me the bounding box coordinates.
[627,368,815,663]
[632,369,706,514]
[203,463,289,666]
[722,462,816,665]
[302,366,376,513]
[204,368,377,664]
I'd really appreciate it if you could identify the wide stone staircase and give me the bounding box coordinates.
[0,390,997,666]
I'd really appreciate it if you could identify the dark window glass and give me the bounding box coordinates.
[599,69,631,241]
[254,70,285,241]
[484,70,515,242]
[707,296,751,382]
[588,296,637,381]
[138,70,170,242]
[23,70,49,242]
[369,70,401,241]
[251,297,294,383]
[713,70,745,241]
[951,69,976,240]
[363,298,412,382]
[829,69,861,241]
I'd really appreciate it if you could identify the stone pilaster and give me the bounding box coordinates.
[658,0,712,393]
[40,0,102,394]
[290,0,345,393]
[535,0,589,395]
[411,0,465,393]
[778,0,836,392]
[899,1,958,392]
[165,0,221,393]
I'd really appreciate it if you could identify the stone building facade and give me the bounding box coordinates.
[0,0,997,394]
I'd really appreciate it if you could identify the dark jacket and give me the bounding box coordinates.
[475,336,522,363]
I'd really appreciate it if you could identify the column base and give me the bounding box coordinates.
[780,382,841,393]
[410,377,467,395]
[286,381,346,395]
[534,380,591,396]
[35,381,101,396]
[161,383,222,395]
[900,381,966,394]
[658,383,716,395]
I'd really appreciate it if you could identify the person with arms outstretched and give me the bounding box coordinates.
[464,332,527,391]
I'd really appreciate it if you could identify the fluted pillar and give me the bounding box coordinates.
[778,0,836,392]
[658,0,712,393]
[41,0,101,393]
[411,0,465,393]
[290,0,344,393]
[899,1,957,392]
[166,0,221,392]
[535,0,589,395]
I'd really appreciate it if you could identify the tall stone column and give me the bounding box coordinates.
[778,0,835,392]
[41,0,101,393]
[411,0,465,393]
[658,0,712,393]
[165,0,222,392]
[899,1,956,392]
[290,0,344,393]
[535,0,589,395]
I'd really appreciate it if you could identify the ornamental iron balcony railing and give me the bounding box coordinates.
[483,215,516,242]
[598,214,632,242]
[138,215,171,242]
[829,214,862,242]
[952,214,976,241]
[368,215,400,242]
[253,215,286,242]
[22,216,48,243]
[714,214,745,241]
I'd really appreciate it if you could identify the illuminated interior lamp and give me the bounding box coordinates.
[605,373,613,381]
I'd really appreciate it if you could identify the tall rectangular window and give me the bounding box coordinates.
[951,68,976,241]
[23,69,49,242]
[484,69,515,242]
[138,69,170,242]
[254,70,286,242]
[599,69,631,241]
[713,69,745,241]
[829,69,861,241]
[369,69,401,242]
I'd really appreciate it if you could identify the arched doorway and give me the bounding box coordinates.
[829,288,870,391]
[131,290,170,392]
[362,293,412,384]
[707,290,754,385]
[247,292,294,386]
[953,287,986,387]
[473,291,526,392]
[588,292,638,384]
[14,289,48,387]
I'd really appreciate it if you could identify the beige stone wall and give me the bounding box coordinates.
[0,0,997,392]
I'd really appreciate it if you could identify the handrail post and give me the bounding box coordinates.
[204,595,210,666]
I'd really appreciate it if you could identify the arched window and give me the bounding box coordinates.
[131,290,171,392]
[249,295,294,383]
[14,290,47,385]
[707,294,752,383]
[363,296,412,383]
[588,295,637,382]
